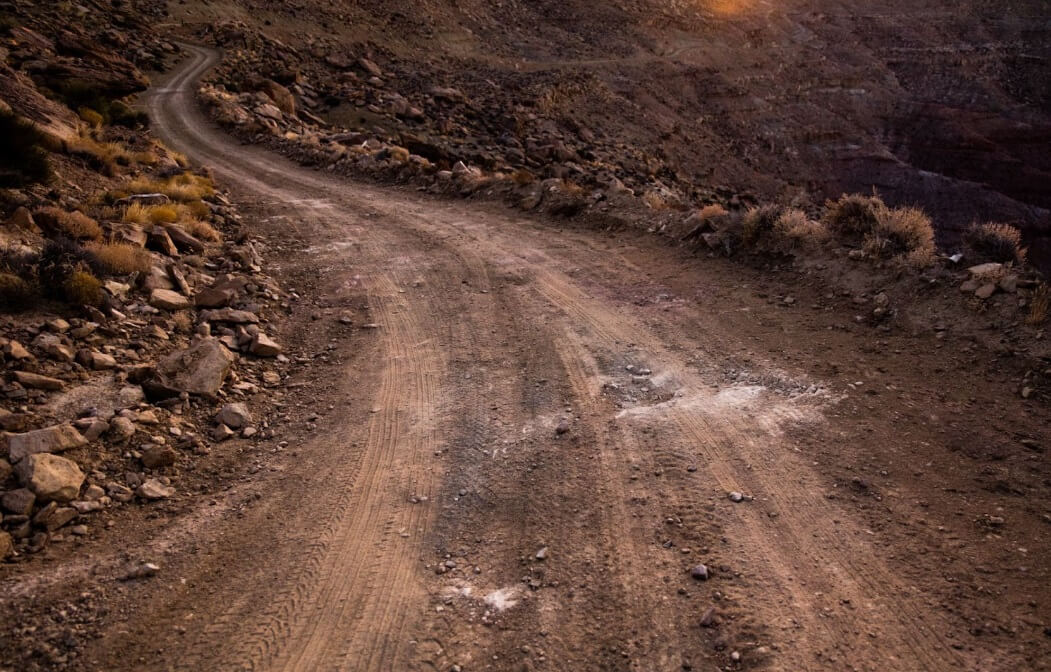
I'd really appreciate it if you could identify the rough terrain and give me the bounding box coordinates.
[3,43,1049,672]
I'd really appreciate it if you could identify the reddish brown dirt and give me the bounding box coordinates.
[3,45,1050,672]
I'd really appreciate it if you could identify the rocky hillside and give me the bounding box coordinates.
[166,0,1051,267]
[0,1,290,575]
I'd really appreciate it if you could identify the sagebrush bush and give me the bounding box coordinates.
[964,222,1026,265]
[775,209,829,246]
[64,270,102,306]
[0,272,37,312]
[123,202,179,225]
[34,207,102,240]
[823,194,882,237]
[864,206,936,265]
[179,219,221,242]
[87,242,152,275]
[38,238,103,292]
[741,205,781,247]
[127,173,214,202]
[0,110,52,187]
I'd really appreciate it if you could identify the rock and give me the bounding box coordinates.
[0,457,9,482]
[5,340,33,360]
[34,502,77,531]
[7,424,88,462]
[149,288,192,311]
[1,488,35,515]
[109,416,136,441]
[555,418,571,435]
[136,478,174,500]
[83,484,105,500]
[118,385,145,407]
[200,309,260,324]
[71,524,88,536]
[194,287,236,308]
[699,606,717,627]
[45,318,70,333]
[728,491,744,503]
[12,370,64,390]
[999,275,1019,293]
[114,193,170,207]
[358,57,383,78]
[121,561,160,580]
[690,564,709,581]
[211,423,235,441]
[77,349,117,370]
[151,338,236,399]
[974,283,997,300]
[535,546,549,561]
[0,531,13,559]
[255,102,284,121]
[968,262,1003,277]
[38,337,74,362]
[164,225,206,253]
[16,453,85,502]
[5,206,37,231]
[249,332,282,357]
[141,445,178,469]
[216,402,252,429]
[260,79,296,116]
[106,482,134,503]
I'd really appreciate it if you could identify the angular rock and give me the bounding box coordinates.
[194,287,236,308]
[141,445,178,469]
[136,478,174,500]
[12,370,64,390]
[215,402,252,429]
[0,457,9,482]
[5,340,33,360]
[200,309,259,324]
[211,424,235,441]
[146,226,179,256]
[149,288,192,311]
[164,225,206,253]
[16,453,85,502]
[249,332,282,357]
[34,503,77,531]
[2,488,35,515]
[260,79,296,116]
[5,206,37,232]
[7,424,88,462]
[151,338,236,399]
[77,349,117,370]
[109,416,136,441]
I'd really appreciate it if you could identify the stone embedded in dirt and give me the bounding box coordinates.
[535,546,549,561]
[115,193,170,207]
[260,79,296,116]
[109,415,136,441]
[215,402,252,429]
[690,564,710,581]
[358,57,383,78]
[36,335,74,362]
[201,308,260,324]
[212,423,236,441]
[728,491,744,503]
[107,482,134,503]
[12,370,64,390]
[5,340,33,360]
[150,337,237,399]
[0,531,13,559]
[46,318,71,333]
[0,457,10,482]
[249,332,282,357]
[121,562,160,580]
[2,488,35,516]
[5,206,37,231]
[974,283,997,300]
[555,418,571,435]
[7,423,88,462]
[967,262,1003,277]
[194,287,237,308]
[699,606,717,627]
[118,385,145,408]
[149,288,193,311]
[34,502,77,531]
[136,478,175,500]
[141,445,178,469]
[164,225,206,253]
[16,453,85,503]
[77,349,117,370]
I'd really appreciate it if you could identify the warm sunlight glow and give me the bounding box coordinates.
[709,0,759,16]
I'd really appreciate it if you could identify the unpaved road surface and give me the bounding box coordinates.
[63,46,1051,671]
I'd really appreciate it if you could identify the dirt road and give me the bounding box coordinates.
[65,45,1050,671]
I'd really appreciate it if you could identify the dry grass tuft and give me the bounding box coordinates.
[823,193,882,237]
[35,207,102,240]
[964,222,1026,265]
[123,202,180,225]
[78,107,103,128]
[0,272,37,312]
[775,209,829,246]
[1028,284,1049,326]
[740,205,781,247]
[64,270,102,306]
[126,172,214,202]
[511,169,536,186]
[179,219,221,242]
[87,242,152,275]
[863,206,935,265]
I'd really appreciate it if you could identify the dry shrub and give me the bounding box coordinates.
[35,207,102,240]
[642,190,669,210]
[1028,284,1049,326]
[64,270,102,306]
[179,218,221,242]
[127,172,214,202]
[78,107,103,128]
[184,200,212,219]
[123,202,180,225]
[863,206,935,265]
[741,205,781,247]
[0,272,37,312]
[88,242,152,274]
[562,180,586,198]
[130,150,159,166]
[964,222,1026,265]
[171,310,193,333]
[511,169,535,186]
[697,204,728,221]
[67,135,132,174]
[823,193,882,237]
[774,209,829,246]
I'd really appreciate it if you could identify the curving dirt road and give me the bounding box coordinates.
[76,45,1050,672]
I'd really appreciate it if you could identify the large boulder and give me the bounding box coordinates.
[259,79,296,116]
[16,453,85,502]
[7,424,88,462]
[148,338,236,399]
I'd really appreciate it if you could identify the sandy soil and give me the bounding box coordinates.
[5,45,1049,672]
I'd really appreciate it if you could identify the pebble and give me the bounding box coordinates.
[690,564,709,581]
